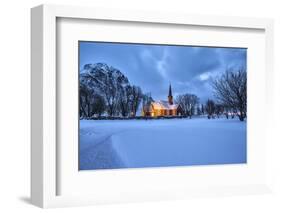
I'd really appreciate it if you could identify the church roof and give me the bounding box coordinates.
[152,100,178,110]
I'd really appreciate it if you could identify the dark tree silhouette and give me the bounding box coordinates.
[212,69,247,121]
[214,104,224,118]
[205,99,215,119]
[130,86,142,117]
[80,83,91,118]
[201,104,205,115]
[196,106,202,115]
[80,82,106,118]
[91,94,106,117]
[118,85,133,117]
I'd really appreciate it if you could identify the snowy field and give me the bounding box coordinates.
[79,118,246,170]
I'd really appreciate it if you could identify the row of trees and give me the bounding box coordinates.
[174,68,247,121]
[205,99,228,119]
[80,84,143,118]
[174,96,226,119]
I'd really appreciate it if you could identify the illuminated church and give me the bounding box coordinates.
[142,84,182,117]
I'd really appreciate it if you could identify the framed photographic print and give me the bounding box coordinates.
[31,4,274,208]
[78,42,247,170]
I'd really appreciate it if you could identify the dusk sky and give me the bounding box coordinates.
[79,41,247,103]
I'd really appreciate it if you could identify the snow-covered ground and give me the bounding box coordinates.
[79,118,246,170]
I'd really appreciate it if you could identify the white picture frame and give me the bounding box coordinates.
[31,4,274,208]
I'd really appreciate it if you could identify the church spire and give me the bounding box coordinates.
[168,83,173,105]
[168,83,172,97]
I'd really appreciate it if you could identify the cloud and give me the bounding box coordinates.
[155,47,169,79]
[198,72,212,81]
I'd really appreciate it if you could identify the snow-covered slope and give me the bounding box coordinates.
[79,118,246,170]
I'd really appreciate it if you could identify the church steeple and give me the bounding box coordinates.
[168,83,173,105]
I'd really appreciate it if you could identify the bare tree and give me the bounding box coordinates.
[118,85,133,117]
[79,83,91,118]
[196,106,202,116]
[103,73,120,116]
[212,69,247,121]
[214,104,224,118]
[79,82,106,118]
[223,105,231,119]
[130,86,143,117]
[175,94,199,118]
[205,99,215,119]
[91,94,106,117]
[201,104,205,115]
[142,93,153,108]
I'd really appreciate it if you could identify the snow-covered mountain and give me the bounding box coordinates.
[80,62,130,95]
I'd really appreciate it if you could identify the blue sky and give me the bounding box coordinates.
[79,41,246,103]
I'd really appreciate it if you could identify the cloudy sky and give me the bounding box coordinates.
[79,41,246,103]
